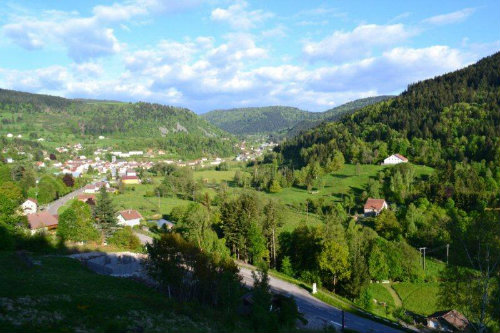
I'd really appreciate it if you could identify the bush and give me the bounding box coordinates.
[108,227,142,251]
[280,256,294,276]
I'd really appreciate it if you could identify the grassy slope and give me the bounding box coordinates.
[268,164,433,204]
[392,282,442,316]
[0,252,233,332]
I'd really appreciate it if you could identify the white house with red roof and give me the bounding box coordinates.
[364,198,388,217]
[117,210,143,227]
[383,154,408,165]
[21,198,38,215]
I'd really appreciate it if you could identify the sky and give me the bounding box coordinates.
[0,0,499,113]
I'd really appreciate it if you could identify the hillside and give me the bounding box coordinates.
[279,51,500,168]
[0,89,236,158]
[202,106,315,136]
[202,97,392,138]
[286,96,393,137]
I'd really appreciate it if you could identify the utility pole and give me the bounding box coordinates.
[446,244,449,265]
[419,247,427,271]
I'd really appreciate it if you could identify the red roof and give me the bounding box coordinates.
[122,175,139,180]
[27,212,58,229]
[364,198,387,211]
[427,310,469,331]
[119,210,142,221]
[78,194,96,201]
[393,154,408,162]
[26,198,38,204]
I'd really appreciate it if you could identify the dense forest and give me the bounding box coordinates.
[280,52,500,168]
[202,96,391,138]
[0,90,236,158]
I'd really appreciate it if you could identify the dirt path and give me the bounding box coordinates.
[383,284,403,307]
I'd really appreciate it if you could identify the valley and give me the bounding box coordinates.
[0,40,499,333]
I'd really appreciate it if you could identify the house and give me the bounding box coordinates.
[117,210,143,227]
[21,198,38,215]
[84,181,109,193]
[27,212,58,234]
[121,175,140,185]
[426,310,470,332]
[383,154,408,165]
[126,169,137,177]
[77,194,96,205]
[364,198,388,216]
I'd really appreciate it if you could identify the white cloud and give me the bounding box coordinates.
[2,0,204,62]
[303,24,415,63]
[423,8,475,26]
[210,1,273,30]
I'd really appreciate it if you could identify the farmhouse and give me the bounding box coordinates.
[84,181,109,193]
[425,310,469,332]
[364,198,388,217]
[383,154,408,165]
[121,175,140,185]
[117,210,142,227]
[21,198,38,215]
[27,212,58,234]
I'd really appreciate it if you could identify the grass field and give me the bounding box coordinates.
[392,282,442,316]
[262,163,434,205]
[0,252,236,332]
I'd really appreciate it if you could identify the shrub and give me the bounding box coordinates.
[108,227,142,251]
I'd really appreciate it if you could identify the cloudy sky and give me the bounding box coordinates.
[0,0,498,113]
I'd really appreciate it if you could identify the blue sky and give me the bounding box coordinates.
[0,0,498,113]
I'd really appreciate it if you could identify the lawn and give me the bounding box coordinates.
[0,252,233,332]
[392,282,443,316]
[113,183,193,218]
[265,163,434,205]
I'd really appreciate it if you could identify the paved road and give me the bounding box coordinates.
[239,267,403,333]
[42,179,103,215]
[134,232,153,245]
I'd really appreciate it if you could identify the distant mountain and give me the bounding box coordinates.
[202,97,393,138]
[0,89,236,158]
[202,106,315,136]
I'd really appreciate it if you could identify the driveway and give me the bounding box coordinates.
[239,267,403,333]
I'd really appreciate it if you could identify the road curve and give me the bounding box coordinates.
[42,179,103,215]
[239,267,403,333]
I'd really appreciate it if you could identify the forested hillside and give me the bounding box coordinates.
[280,52,500,168]
[286,96,393,138]
[202,106,314,136]
[202,97,392,138]
[0,89,236,158]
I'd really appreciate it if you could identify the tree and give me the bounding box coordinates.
[62,174,75,187]
[280,256,293,276]
[250,267,275,331]
[369,241,389,281]
[374,209,402,241]
[58,201,99,242]
[0,182,23,205]
[318,239,350,290]
[268,179,282,193]
[108,227,141,251]
[439,211,500,333]
[325,151,345,173]
[94,187,117,238]
[263,199,284,268]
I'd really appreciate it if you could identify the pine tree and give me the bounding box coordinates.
[94,186,117,238]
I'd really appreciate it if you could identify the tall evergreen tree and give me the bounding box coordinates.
[94,186,117,238]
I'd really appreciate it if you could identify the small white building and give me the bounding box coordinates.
[364,198,388,217]
[117,210,143,227]
[6,133,13,138]
[21,198,38,215]
[383,154,408,165]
